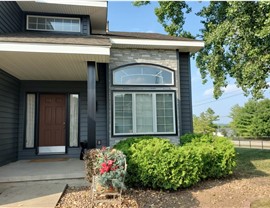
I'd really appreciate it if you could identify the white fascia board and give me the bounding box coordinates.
[110,38,205,49]
[35,0,107,7]
[0,42,110,56]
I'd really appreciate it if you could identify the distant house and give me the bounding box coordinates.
[0,1,204,166]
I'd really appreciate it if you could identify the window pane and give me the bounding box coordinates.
[26,94,35,148]
[28,17,37,24]
[28,23,37,29]
[113,65,174,85]
[69,94,79,147]
[156,94,174,133]
[114,94,132,134]
[136,94,153,133]
[46,18,54,30]
[63,19,72,31]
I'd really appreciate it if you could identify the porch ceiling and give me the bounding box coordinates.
[0,50,109,81]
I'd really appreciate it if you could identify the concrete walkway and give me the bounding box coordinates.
[0,159,89,208]
[0,158,85,182]
[0,179,89,208]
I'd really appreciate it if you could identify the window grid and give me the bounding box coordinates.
[114,94,133,134]
[27,15,81,32]
[113,92,176,135]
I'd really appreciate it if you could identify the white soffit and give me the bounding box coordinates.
[110,38,205,53]
[0,42,110,80]
[16,1,107,32]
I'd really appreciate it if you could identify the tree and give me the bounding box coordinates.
[193,108,219,134]
[134,1,270,99]
[229,102,257,136]
[230,99,270,137]
[133,1,193,37]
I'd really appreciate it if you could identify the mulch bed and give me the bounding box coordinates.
[56,176,270,208]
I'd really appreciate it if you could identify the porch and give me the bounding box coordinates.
[0,158,85,183]
[0,33,110,165]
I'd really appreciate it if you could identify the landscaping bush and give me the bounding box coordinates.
[114,135,236,190]
[186,135,236,178]
[179,133,203,145]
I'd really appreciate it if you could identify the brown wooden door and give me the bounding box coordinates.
[39,94,66,147]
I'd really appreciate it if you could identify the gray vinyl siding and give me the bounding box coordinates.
[0,1,22,34]
[18,69,107,159]
[0,69,20,166]
[179,52,193,134]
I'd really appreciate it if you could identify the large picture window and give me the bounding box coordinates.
[27,15,80,32]
[113,64,174,85]
[113,92,176,135]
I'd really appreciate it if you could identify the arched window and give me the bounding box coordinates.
[113,64,174,85]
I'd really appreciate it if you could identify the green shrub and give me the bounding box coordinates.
[180,133,203,145]
[186,135,236,178]
[114,136,159,185]
[114,136,152,158]
[114,135,236,190]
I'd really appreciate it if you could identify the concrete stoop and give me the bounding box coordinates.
[0,159,88,208]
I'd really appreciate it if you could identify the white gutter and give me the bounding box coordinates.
[110,38,204,52]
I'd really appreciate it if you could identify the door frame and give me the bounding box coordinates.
[36,93,69,155]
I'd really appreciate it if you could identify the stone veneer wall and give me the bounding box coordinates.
[108,48,181,146]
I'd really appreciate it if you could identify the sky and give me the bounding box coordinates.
[108,1,269,124]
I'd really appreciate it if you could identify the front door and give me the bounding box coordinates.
[38,94,66,154]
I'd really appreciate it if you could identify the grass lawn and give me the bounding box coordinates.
[235,147,270,177]
[235,148,270,208]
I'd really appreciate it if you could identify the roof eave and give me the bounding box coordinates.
[110,38,204,53]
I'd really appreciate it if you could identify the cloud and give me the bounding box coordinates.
[204,84,240,96]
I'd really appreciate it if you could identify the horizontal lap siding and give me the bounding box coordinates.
[0,1,22,34]
[0,69,20,166]
[179,52,193,134]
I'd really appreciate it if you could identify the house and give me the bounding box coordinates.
[0,1,204,166]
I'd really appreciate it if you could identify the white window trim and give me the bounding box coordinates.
[113,92,176,136]
[113,65,175,86]
[26,15,81,32]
